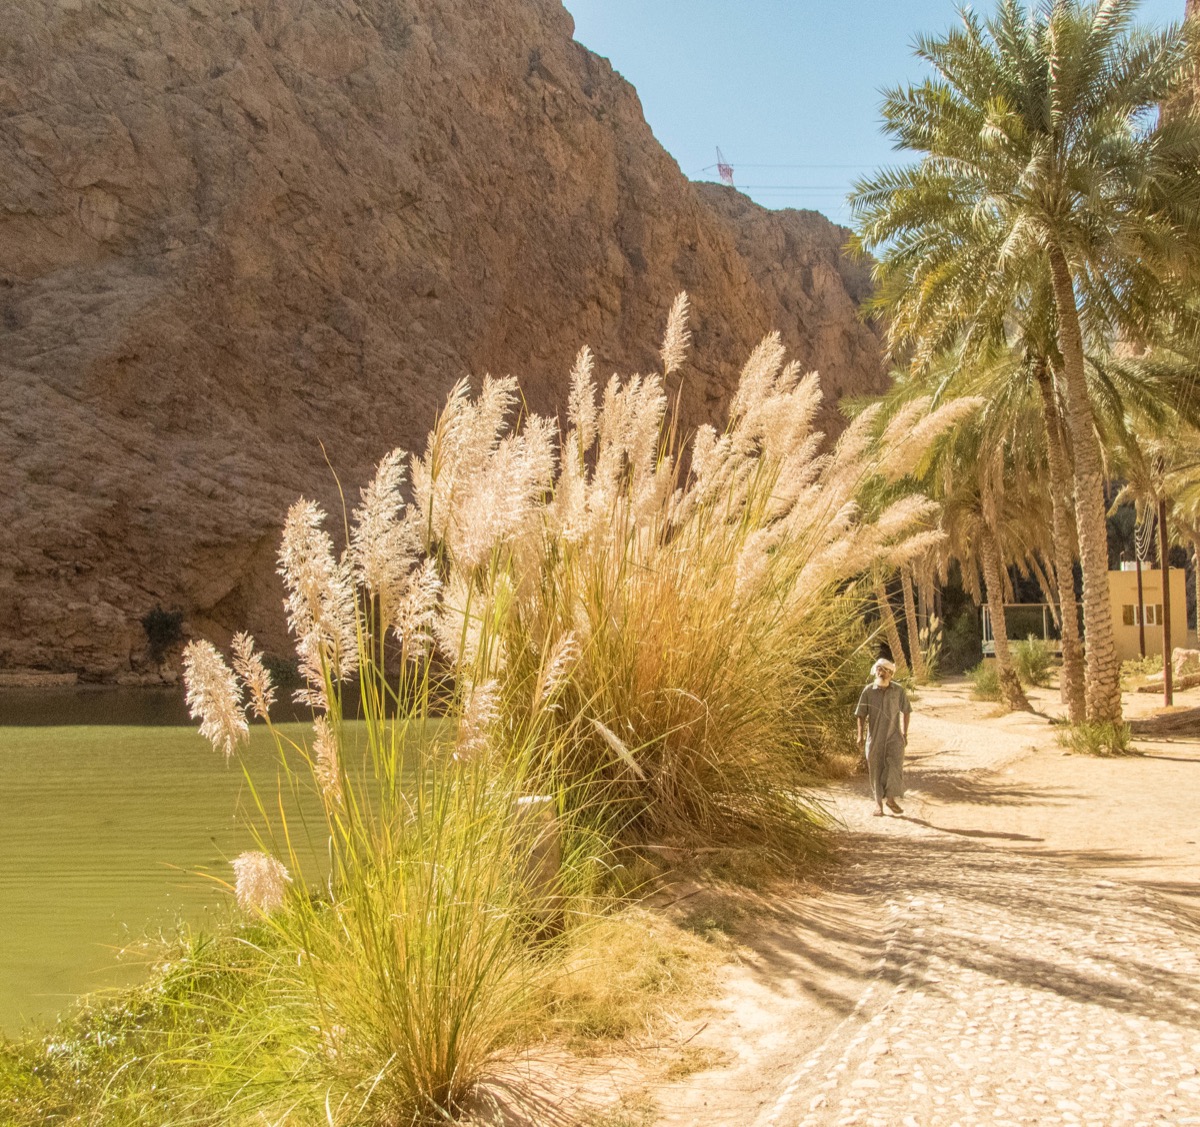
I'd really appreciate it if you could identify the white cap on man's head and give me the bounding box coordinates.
[872,658,897,676]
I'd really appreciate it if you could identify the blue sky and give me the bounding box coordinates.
[563,0,1186,227]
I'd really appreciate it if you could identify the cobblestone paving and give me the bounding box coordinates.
[758,821,1200,1127]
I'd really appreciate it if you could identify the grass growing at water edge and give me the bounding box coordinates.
[2,293,955,1123]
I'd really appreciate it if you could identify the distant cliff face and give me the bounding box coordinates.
[0,0,885,682]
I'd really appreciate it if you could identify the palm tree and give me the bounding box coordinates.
[852,0,1200,723]
[929,413,1045,712]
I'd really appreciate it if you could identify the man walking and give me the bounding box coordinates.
[855,657,911,816]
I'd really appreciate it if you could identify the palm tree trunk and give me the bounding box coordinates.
[873,572,909,677]
[1192,535,1200,642]
[1160,497,1174,707]
[1028,551,1061,629]
[1047,245,1122,723]
[979,525,1031,711]
[1036,361,1086,723]
[900,565,927,681]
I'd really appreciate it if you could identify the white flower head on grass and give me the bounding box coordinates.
[230,632,275,720]
[567,345,598,453]
[231,850,291,914]
[457,679,500,759]
[312,715,342,808]
[878,397,984,480]
[351,449,417,623]
[392,557,442,656]
[183,640,248,758]
[660,291,691,376]
[533,631,579,710]
[278,498,359,707]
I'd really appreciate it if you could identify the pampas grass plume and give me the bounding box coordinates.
[231,851,291,914]
[183,640,248,758]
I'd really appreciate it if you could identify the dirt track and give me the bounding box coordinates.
[650,680,1200,1126]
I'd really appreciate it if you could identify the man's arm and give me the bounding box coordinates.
[857,717,866,745]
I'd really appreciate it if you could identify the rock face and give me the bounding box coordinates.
[0,0,886,681]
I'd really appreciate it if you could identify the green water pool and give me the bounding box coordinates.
[0,721,320,1035]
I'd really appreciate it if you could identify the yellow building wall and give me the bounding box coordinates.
[1107,568,1188,664]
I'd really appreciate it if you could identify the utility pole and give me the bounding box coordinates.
[1136,556,1146,659]
[1160,496,1174,707]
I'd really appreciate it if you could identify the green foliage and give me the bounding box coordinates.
[918,614,944,681]
[851,0,1200,363]
[5,305,944,1122]
[139,604,183,664]
[942,611,982,674]
[1121,653,1163,689]
[968,660,1001,701]
[1058,721,1137,758]
[1012,635,1054,687]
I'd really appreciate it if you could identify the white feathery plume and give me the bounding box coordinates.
[278,499,359,706]
[351,449,416,622]
[183,640,248,758]
[660,291,691,375]
[590,718,646,779]
[231,851,291,914]
[878,397,931,452]
[734,530,778,604]
[759,370,823,459]
[312,715,343,808]
[885,528,948,568]
[410,378,472,546]
[730,332,787,422]
[392,558,442,657]
[433,571,481,669]
[533,631,579,709]
[877,397,984,480]
[230,632,275,721]
[457,679,500,759]
[873,494,940,541]
[567,345,598,453]
[448,415,557,570]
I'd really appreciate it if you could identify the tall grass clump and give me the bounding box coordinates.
[1058,720,1137,757]
[408,296,958,853]
[129,293,956,1122]
[969,660,1002,701]
[1012,635,1054,687]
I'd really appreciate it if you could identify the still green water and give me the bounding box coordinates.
[0,717,321,1035]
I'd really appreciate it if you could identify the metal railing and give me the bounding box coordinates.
[981,603,1064,657]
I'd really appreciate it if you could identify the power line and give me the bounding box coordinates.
[696,162,882,171]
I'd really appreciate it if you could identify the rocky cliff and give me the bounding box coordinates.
[0,0,886,682]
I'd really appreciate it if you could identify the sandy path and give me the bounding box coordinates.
[650,680,1200,1126]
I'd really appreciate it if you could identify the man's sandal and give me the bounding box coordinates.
[886,799,903,814]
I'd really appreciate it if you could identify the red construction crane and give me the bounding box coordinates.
[715,147,734,187]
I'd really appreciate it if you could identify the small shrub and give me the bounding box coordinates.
[1012,635,1054,687]
[1058,721,1137,757]
[968,660,1001,701]
[140,604,183,663]
[1120,653,1162,689]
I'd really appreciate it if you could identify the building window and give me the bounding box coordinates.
[1122,605,1136,626]
[1145,604,1163,626]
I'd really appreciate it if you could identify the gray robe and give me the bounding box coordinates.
[854,682,911,802]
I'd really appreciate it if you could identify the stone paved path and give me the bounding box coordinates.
[653,687,1200,1126]
[759,822,1200,1126]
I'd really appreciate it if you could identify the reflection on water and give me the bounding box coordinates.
[0,686,320,727]
[0,686,194,726]
[0,720,323,1034]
